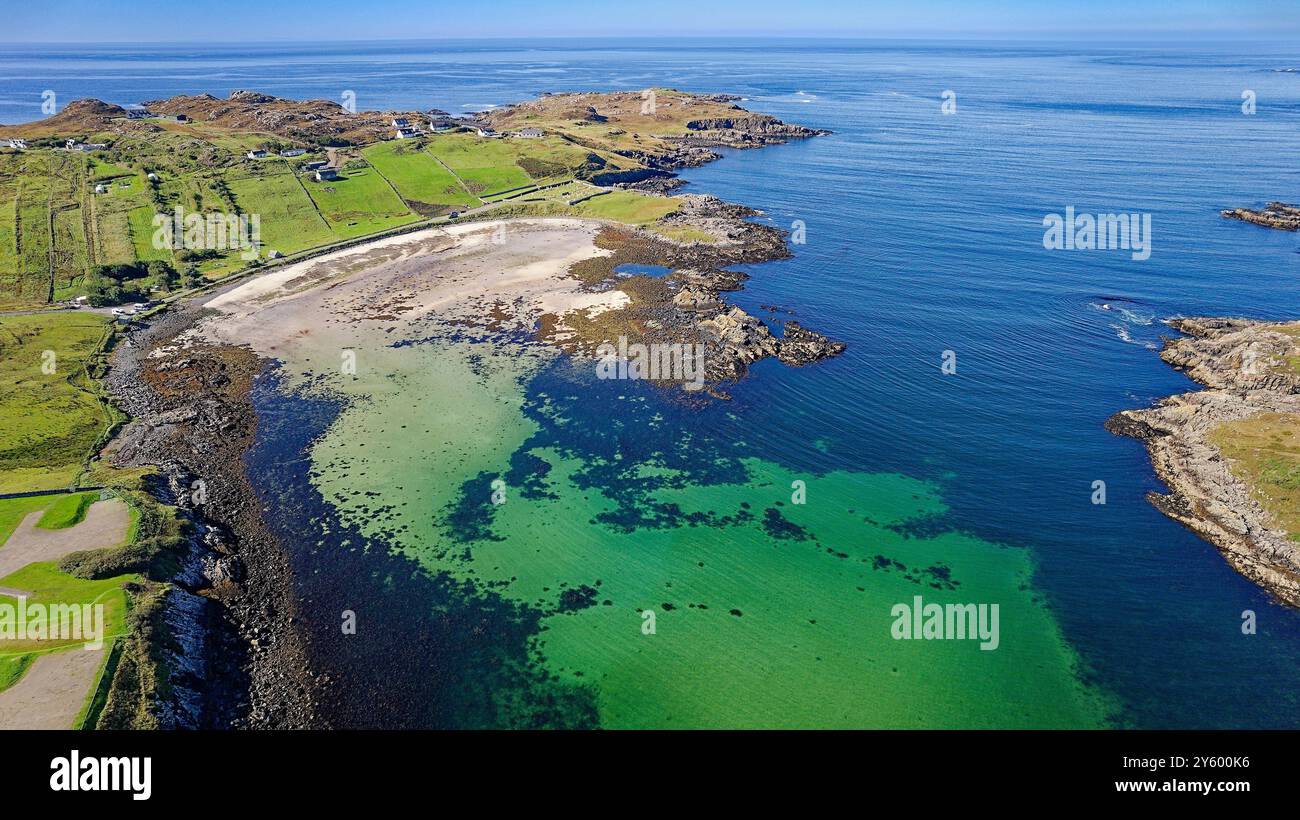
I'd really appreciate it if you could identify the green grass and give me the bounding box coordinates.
[0,561,133,655]
[0,313,112,493]
[301,165,417,238]
[35,491,97,530]
[574,190,680,225]
[88,159,135,181]
[126,205,170,263]
[427,133,536,196]
[0,653,34,694]
[52,206,90,297]
[227,170,335,256]
[0,192,18,281]
[361,141,480,215]
[94,208,136,265]
[0,496,62,545]
[1212,413,1300,542]
[0,118,693,305]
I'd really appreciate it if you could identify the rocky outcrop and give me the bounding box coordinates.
[1108,317,1300,606]
[777,321,848,365]
[677,114,831,147]
[1221,202,1300,231]
[694,309,845,381]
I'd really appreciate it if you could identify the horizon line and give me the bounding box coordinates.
[2,33,1294,47]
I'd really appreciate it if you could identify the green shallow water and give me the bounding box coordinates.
[305,338,1111,728]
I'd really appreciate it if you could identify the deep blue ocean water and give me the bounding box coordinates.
[9,38,1300,726]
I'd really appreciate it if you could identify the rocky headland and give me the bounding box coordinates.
[1107,317,1300,606]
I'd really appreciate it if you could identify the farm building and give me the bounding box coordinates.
[315,168,340,181]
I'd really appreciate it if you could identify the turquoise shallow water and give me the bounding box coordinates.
[15,38,1300,726]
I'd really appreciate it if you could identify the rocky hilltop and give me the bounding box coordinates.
[1107,317,1300,606]
[0,90,450,145]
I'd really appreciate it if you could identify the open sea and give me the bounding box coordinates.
[8,38,1300,727]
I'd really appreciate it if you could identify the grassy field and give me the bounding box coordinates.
[0,562,133,655]
[426,133,537,195]
[361,141,480,214]
[227,170,335,256]
[36,490,97,529]
[576,189,680,225]
[0,312,112,493]
[301,165,417,237]
[1212,412,1300,542]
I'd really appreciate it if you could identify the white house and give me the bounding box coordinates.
[394,127,420,139]
[391,117,410,128]
[94,183,108,194]
[124,104,151,119]
[1,138,26,150]
[475,127,499,138]
[515,127,544,138]
[65,139,108,152]
[247,149,268,159]
[280,148,307,157]
[316,168,339,181]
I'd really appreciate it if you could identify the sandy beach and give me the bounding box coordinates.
[202,218,628,361]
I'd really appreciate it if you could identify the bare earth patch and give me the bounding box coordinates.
[0,499,130,585]
[0,648,106,729]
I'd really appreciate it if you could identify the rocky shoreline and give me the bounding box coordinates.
[1107,317,1300,607]
[535,198,846,392]
[105,306,320,727]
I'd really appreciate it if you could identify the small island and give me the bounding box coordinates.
[1221,202,1300,231]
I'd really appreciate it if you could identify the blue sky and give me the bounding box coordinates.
[6,0,1294,42]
